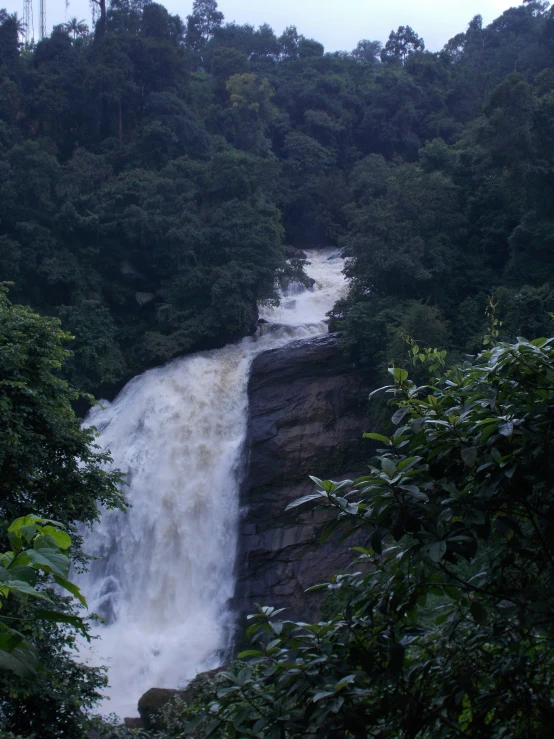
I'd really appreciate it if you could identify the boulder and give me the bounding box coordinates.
[138,687,185,730]
[284,245,308,260]
[137,667,224,731]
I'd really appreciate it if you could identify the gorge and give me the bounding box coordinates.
[75,249,363,718]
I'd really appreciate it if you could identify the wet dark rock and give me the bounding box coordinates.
[138,688,185,730]
[246,334,367,489]
[137,667,224,731]
[234,333,369,624]
[285,245,309,260]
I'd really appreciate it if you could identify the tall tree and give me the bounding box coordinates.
[381,25,425,63]
[185,0,223,65]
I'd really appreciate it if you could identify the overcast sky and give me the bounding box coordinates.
[5,0,518,52]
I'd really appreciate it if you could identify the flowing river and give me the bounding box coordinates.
[77,248,346,718]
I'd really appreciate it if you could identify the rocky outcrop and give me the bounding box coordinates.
[233,333,370,625]
[137,667,224,730]
[138,688,182,730]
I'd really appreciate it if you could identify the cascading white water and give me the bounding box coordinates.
[77,249,346,718]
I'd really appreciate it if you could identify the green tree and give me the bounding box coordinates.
[0,285,125,737]
[351,39,382,64]
[185,0,223,66]
[0,285,124,532]
[381,25,425,64]
[0,12,22,68]
[63,17,89,39]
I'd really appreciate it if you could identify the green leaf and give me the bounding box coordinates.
[480,424,498,443]
[429,541,447,562]
[19,524,39,544]
[371,530,383,555]
[8,515,43,535]
[204,718,223,737]
[498,421,514,437]
[391,407,409,425]
[35,609,89,637]
[53,575,87,607]
[269,620,283,635]
[0,631,24,652]
[399,485,429,502]
[245,622,262,640]
[41,526,71,550]
[461,447,477,467]
[397,456,422,472]
[237,650,262,659]
[388,367,409,383]
[313,691,335,702]
[253,718,268,733]
[308,475,324,487]
[368,385,392,399]
[335,674,357,690]
[0,644,40,678]
[26,548,70,578]
[381,457,397,476]
[285,493,326,510]
[3,566,37,586]
[305,583,329,592]
[362,432,390,443]
[2,579,51,600]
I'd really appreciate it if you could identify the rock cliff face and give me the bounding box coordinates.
[233,332,370,624]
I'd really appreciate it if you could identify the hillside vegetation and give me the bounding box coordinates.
[1,0,554,395]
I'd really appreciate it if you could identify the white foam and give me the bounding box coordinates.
[76,249,346,718]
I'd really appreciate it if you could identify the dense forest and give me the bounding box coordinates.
[2,0,554,396]
[2,0,554,736]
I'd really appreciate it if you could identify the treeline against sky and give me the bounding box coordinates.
[1,0,554,394]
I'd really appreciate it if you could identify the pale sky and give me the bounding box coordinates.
[5,0,519,52]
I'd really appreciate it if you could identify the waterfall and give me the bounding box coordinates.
[77,249,346,718]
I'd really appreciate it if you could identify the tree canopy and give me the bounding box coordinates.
[1,0,553,397]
